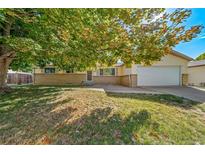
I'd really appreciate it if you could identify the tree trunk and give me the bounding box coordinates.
[0,53,15,89]
[0,14,15,91]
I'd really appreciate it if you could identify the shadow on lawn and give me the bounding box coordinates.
[55,107,159,144]
[0,86,77,144]
[106,92,201,109]
[0,105,77,144]
[0,86,73,112]
[0,85,159,145]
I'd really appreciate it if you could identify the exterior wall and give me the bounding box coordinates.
[154,54,189,74]
[117,66,125,76]
[188,66,205,86]
[92,70,97,76]
[121,74,137,87]
[33,72,136,87]
[118,66,131,75]
[34,73,86,85]
[120,75,130,87]
[93,76,120,85]
[93,75,137,87]
[130,74,137,87]
[34,68,44,73]
[182,74,188,86]
[124,67,132,75]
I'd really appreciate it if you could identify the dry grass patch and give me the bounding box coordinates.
[0,85,205,144]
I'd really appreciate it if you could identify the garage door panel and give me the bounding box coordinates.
[137,66,180,86]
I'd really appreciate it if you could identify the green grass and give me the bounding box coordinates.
[0,85,205,144]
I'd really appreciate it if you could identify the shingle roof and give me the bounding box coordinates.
[188,60,205,67]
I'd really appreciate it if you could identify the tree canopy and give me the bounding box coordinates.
[0,8,203,87]
[196,52,205,60]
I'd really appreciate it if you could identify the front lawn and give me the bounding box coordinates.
[0,85,205,144]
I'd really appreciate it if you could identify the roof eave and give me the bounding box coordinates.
[188,64,205,68]
[171,50,193,61]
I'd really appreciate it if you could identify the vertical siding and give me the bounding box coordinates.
[7,73,33,84]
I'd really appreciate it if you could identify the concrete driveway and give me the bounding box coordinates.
[89,84,205,103]
[90,84,161,94]
[145,86,205,103]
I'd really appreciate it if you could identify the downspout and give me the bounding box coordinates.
[33,68,35,85]
[129,74,131,87]
[179,66,181,86]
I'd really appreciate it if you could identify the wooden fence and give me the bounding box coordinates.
[7,73,33,84]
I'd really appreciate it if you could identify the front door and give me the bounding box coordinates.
[87,71,93,81]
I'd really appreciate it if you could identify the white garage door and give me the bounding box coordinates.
[136,66,180,86]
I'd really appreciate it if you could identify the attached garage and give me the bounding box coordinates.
[136,66,181,86]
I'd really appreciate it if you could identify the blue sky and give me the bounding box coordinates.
[173,8,205,59]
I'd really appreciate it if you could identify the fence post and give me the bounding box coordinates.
[15,73,18,85]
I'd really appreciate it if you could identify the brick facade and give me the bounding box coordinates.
[34,73,137,87]
[182,74,188,86]
[34,73,86,85]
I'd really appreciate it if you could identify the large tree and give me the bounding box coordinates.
[0,8,203,90]
[196,52,205,60]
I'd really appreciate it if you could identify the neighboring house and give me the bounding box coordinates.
[33,50,193,87]
[188,60,205,86]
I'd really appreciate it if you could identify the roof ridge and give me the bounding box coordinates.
[171,50,193,61]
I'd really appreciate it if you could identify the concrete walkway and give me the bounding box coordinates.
[89,84,162,94]
[145,86,205,103]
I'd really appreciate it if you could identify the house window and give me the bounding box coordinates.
[99,68,115,76]
[111,68,115,75]
[66,69,74,73]
[44,68,55,74]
